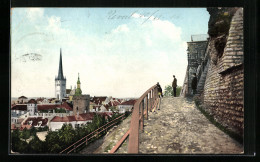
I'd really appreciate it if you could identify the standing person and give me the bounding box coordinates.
[157,82,163,98]
[172,75,177,97]
[191,73,197,95]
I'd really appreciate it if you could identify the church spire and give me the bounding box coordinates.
[57,48,65,80]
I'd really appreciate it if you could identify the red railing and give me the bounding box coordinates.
[59,113,126,154]
[109,84,160,153]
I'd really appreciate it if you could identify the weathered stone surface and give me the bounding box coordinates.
[139,97,243,154]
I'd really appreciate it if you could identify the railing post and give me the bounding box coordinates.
[145,95,148,120]
[151,89,154,111]
[86,137,88,145]
[140,100,144,132]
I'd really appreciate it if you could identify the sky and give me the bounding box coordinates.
[11,8,210,98]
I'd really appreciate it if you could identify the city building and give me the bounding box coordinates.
[117,99,136,113]
[73,73,90,115]
[55,48,66,100]
[27,99,37,116]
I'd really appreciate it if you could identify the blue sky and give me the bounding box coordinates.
[11,8,209,98]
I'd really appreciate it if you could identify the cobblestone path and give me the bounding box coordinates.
[90,114,131,154]
[139,96,243,154]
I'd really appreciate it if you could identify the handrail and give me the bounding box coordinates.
[128,84,159,153]
[59,113,126,154]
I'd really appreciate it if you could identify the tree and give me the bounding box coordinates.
[20,128,31,140]
[164,85,182,97]
[58,124,77,147]
[28,134,44,153]
[164,85,173,96]
[45,131,61,153]
[11,129,21,152]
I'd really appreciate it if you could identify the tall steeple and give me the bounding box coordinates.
[57,48,65,80]
[75,73,82,96]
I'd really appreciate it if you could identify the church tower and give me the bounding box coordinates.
[73,73,90,115]
[55,48,66,100]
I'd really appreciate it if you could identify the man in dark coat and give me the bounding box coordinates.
[172,75,177,97]
[191,73,197,95]
[157,82,163,98]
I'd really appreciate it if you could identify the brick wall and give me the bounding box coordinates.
[202,8,244,136]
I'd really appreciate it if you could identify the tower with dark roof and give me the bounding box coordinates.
[55,48,67,100]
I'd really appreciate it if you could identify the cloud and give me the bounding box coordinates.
[11,9,188,98]
[26,8,44,22]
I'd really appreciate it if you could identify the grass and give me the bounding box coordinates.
[194,100,243,145]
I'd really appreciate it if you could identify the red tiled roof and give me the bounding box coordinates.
[51,113,95,122]
[28,99,37,104]
[11,124,17,130]
[20,125,32,130]
[36,98,44,102]
[119,99,136,106]
[109,100,121,106]
[51,112,113,122]
[96,112,113,117]
[92,96,107,105]
[11,104,27,111]
[59,102,73,111]
[23,117,48,127]
[37,102,73,111]
[37,104,58,111]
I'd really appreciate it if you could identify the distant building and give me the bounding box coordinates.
[73,73,90,115]
[117,99,136,113]
[55,48,66,100]
[21,117,48,130]
[37,102,73,113]
[49,112,112,131]
[27,99,37,116]
[11,104,27,123]
[91,96,107,105]
[184,35,209,95]
[18,96,28,104]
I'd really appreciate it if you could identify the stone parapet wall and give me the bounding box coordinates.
[202,7,244,136]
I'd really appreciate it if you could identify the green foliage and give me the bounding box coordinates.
[11,129,21,152]
[109,106,117,112]
[28,134,45,153]
[45,131,61,153]
[20,128,31,139]
[11,112,126,154]
[17,140,29,153]
[164,85,182,97]
[164,85,173,96]
[54,108,66,113]
[176,86,182,96]
[58,124,77,148]
[37,126,49,132]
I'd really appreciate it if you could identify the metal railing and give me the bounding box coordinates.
[123,84,159,153]
[59,113,126,154]
[109,84,160,153]
[128,84,160,153]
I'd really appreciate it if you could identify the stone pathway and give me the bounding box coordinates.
[139,96,243,154]
[89,114,132,154]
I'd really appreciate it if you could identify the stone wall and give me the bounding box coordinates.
[202,7,244,136]
[73,95,90,115]
[187,40,208,95]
